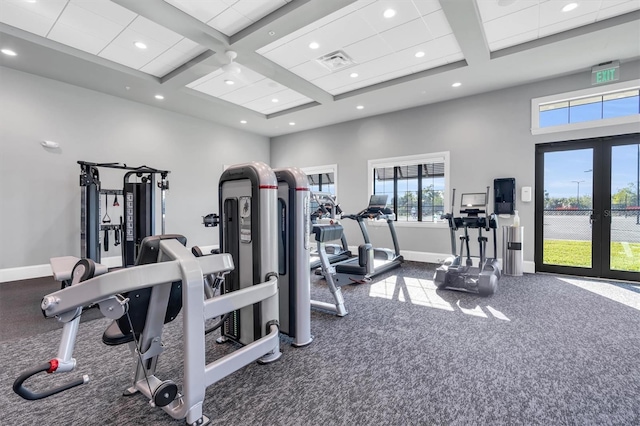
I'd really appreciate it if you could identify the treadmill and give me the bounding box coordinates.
[309,192,351,270]
[330,194,403,285]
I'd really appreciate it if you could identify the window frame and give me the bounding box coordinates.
[531,79,640,135]
[368,152,450,228]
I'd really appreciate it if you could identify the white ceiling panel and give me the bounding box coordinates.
[0,0,67,36]
[308,11,377,54]
[207,7,252,36]
[221,80,286,105]
[98,27,174,70]
[475,0,540,23]
[412,0,444,17]
[597,0,640,20]
[477,0,640,52]
[47,2,124,54]
[140,38,206,77]
[231,0,286,22]
[290,60,332,81]
[127,16,183,47]
[488,29,539,52]
[539,11,599,38]
[163,0,229,23]
[241,88,311,114]
[47,21,109,55]
[258,0,461,98]
[539,0,602,28]
[344,33,394,64]
[421,9,454,38]
[379,18,432,51]
[71,0,136,26]
[482,6,539,45]
[357,0,422,33]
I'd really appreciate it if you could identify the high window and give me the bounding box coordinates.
[368,152,449,225]
[531,79,640,135]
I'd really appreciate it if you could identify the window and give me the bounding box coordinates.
[532,79,640,135]
[368,152,450,225]
[301,164,337,197]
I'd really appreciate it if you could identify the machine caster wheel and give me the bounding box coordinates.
[153,381,178,407]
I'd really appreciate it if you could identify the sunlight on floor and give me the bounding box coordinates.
[558,277,640,311]
[403,277,454,311]
[368,275,510,320]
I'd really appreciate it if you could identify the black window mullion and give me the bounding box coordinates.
[417,164,423,221]
[393,166,398,220]
[318,173,323,192]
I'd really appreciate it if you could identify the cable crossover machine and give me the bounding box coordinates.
[79,161,170,268]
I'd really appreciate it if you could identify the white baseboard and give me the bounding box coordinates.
[2,250,536,283]
[349,247,536,274]
[0,256,123,283]
[0,264,53,283]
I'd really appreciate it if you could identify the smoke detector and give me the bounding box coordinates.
[316,50,356,72]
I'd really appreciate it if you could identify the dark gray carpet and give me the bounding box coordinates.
[1,262,639,425]
[0,276,103,342]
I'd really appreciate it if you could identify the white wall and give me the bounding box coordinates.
[0,67,269,277]
[270,60,640,265]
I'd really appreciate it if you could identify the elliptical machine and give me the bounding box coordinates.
[434,187,501,296]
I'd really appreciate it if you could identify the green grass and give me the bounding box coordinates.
[544,240,640,272]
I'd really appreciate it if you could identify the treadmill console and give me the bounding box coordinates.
[366,194,391,215]
[460,193,486,216]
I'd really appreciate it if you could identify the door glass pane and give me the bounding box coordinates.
[543,149,594,268]
[610,144,640,272]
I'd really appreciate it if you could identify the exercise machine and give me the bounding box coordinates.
[273,167,313,346]
[433,187,501,296]
[310,223,348,316]
[330,194,403,285]
[309,192,351,270]
[79,161,170,267]
[275,168,348,321]
[14,162,283,425]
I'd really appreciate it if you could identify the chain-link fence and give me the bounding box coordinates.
[543,208,640,271]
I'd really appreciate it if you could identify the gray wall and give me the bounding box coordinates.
[270,60,640,263]
[0,67,270,269]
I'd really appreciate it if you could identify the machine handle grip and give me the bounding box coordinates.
[13,361,88,401]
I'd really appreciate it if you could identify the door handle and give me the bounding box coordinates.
[590,213,596,224]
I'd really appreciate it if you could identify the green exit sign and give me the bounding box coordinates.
[592,61,620,85]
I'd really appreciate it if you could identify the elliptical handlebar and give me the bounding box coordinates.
[484,186,491,231]
[13,360,89,400]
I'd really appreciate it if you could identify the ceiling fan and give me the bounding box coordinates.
[220,50,248,86]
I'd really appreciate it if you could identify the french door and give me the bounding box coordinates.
[535,133,640,282]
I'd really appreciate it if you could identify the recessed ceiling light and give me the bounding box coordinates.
[415,51,425,58]
[23,0,37,3]
[562,2,578,12]
[356,105,364,110]
[452,82,462,88]
[224,79,235,85]
[268,31,275,36]
[1,49,17,56]
[309,42,320,49]
[289,122,295,126]
[383,9,396,18]
[240,120,247,124]
[350,72,359,78]
[134,41,147,49]
[155,94,164,100]
[272,98,279,103]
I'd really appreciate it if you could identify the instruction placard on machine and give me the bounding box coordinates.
[126,192,134,242]
[240,196,251,243]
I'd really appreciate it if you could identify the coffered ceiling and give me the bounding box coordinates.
[1,0,639,137]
